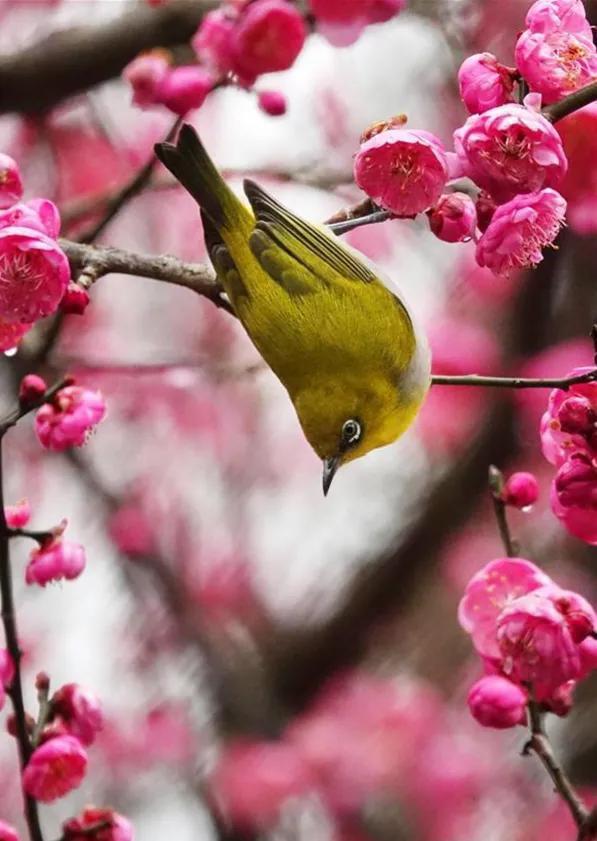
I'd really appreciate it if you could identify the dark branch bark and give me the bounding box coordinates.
[0,0,218,115]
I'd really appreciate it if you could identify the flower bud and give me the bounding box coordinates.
[34,385,106,451]
[558,395,595,435]
[26,538,86,587]
[475,191,497,232]
[60,284,90,315]
[52,683,103,746]
[19,374,47,407]
[467,675,527,728]
[427,192,477,243]
[156,66,215,116]
[123,51,169,108]
[4,498,31,529]
[257,90,287,116]
[0,153,23,209]
[501,471,539,509]
[62,807,133,841]
[458,52,516,114]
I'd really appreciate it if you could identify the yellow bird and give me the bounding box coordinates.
[155,125,430,494]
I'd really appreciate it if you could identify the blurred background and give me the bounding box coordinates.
[1,0,597,839]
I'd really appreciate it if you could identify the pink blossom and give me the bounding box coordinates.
[192,555,262,629]
[231,0,307,84]
[427,192,477,242]
[34,385,106,450]
[22,735,88,802]
[123,52,170,108]
[309,0,405,45]
[579,635,597,677]
[467,675,527,729]
[210,740,316,830]
[0,316,32,351]
[258,90,287,116]
[540,368,597,466]
[354,129,448,216]
[62,807,133,841]
[192,9,237,75]
[4,497,31,528]
[496,587,583,695]
[475,188,566,277]
[502,472,539,509]
[0,822,19,841]
[516,28,597,106]
[524,0,592,37]
[458,557,553,659]
[458,52,516,114]
[544,679,576,716]
[60,283,90,315]
[0,153,23,209]
[551,589,596,642]
[551,453,597,544]
[19,374,48,406]
[107,502,157,557]
[453,103,567,202]
[156,66,215,116]
[52,683,103,746]
[0,199,61,239]
[0,227,71,324]
[26,539,86,586]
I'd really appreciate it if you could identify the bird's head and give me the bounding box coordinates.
[294,370,427,495]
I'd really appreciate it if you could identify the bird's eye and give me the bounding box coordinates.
[341,419,362,448]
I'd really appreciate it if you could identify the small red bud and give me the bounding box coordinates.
[6,712,35,737]
[35,671,50,693]
[257,90,287,116]
[60,284,90,315]
[501,471,539,509]
[18,374,47,407]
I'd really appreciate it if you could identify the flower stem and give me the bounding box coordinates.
[525,702,589,832]
[488,465,517,557]
[544,80,597,123]
[0,439,44,841]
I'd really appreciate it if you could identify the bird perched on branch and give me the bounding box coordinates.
[155,124,430,494]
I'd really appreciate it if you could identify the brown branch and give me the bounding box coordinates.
[525,702,589,833]
[544,80,597,123]
[59,239,230,312]
[432,371,597,389]
[0,0,218,115]
[488,465,517,557]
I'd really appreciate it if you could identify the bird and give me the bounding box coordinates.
[155,124,430,495]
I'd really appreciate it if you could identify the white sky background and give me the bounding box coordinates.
[0,2,460,838]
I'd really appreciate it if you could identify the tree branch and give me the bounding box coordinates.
[0,0,218,115]
[431,371,597,390]
[544,80,597,123]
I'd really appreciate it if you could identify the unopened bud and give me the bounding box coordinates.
[18,375,47,407]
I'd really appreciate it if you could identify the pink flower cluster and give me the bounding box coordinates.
[352,0,597,277]
[541,369,597,543]
[22,681,103,802]
[124,52,215,117]
[308,0,406,47]
[0,648,14,712]
[459,557,597,727]
[34,384,106,451]
[0,155,74,347]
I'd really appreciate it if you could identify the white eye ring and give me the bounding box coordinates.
[342,419,361,447]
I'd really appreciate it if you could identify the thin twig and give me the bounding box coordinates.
[525,702,589,831]
[488,465,517,557]
[431,370,597,389]
[544,80,597,123]
[0,440,44,841]
[76,117,182,244]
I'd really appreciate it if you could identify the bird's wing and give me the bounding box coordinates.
[243,179,377,286]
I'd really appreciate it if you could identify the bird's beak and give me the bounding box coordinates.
[322,456,340,496]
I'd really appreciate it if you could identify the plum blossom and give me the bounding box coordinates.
[427,192,477,243]
[453,103,567,202]
[0,198,61,239]
[540,369,597,466]
[501,472,539,509]
[475,188,566,277]
[62,808,133,841]
[156,66,215,116]
[192,8,236,75]
[51,683,103,746]
[22,735,88,802]
[257,90,287,116]
[354,129,448,216]
[123,52,169,108]
[458,52,516,114]
[515,28,597,105]
[467,676,527,729]
[210,740,316,830]
[557,104,597,235]
[496,587,588,694]
[0,153,23,209]
[26,537,86,586]
[458,557,553,658]
[551,453,597,544]
[4,498,31,528]
[60,283,90,315]
[0,227,71,324]
[231,0,307,84]
[0,316,32,351]
[524,0,592,37]
[309,0,405,46]
[0,648,13,712]
[34,385,106,450]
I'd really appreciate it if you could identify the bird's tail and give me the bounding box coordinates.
[154,124,242,229]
